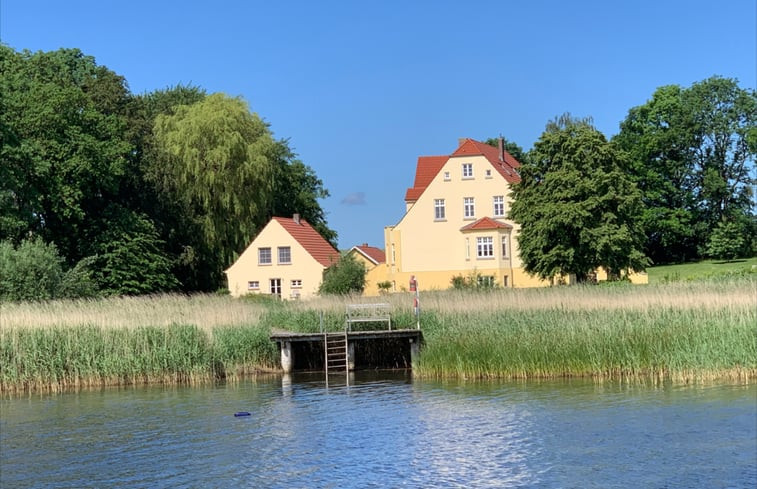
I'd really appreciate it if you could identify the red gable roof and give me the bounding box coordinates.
[404,139,521,203]
[451,138,521,183]
[460,217,513,232]
[273,216,339,267]
[351,244,385,265]
[404,156,447,202]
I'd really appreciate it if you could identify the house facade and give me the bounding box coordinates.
[225,215,339,299]
[347,243,389,295]
[367,137,647,293]
[367,138,554,292]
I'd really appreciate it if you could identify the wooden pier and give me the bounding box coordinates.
[270,329,423,373]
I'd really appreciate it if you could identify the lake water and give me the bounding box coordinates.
[1,372,755,488]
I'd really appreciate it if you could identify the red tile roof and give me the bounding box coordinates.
[451,138,521,183]
[460,217,513,232]
[404,156,447,202]
[350,244,385,265]
[404,139,521,203]
[273,216,339,267]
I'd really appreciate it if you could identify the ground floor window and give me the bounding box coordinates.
[291,279,302,288]
[248,280,259,290]
[477,275,495,287]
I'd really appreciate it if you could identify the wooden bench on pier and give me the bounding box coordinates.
[345,303,392,332]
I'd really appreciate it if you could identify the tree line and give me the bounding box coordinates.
[0,46,335,299]
[506,75,755,282]
[1,45,754,300]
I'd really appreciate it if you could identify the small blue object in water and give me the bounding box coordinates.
[234,411,251,417]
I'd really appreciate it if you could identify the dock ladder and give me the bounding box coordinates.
[324,332,348,374]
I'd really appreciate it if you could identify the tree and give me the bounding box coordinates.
[510,114,648,282]
[152,93,277,288]
[706,220,745,262]
[615,77,756,264]
[319,253,366,295]
[0,47,133,263]
[269,141,338,247]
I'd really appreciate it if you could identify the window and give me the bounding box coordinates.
[444,171,451,181]
[485,169,492,178]
[462,163,473,179]
[290,279,302,288]
[278,246,291,264]
[501,235,509,258]
[465,238,470,260]
[493,196,505,217]
[464,197,475,219]
[503,275,509,287]
[258,247,272,265]
[434,199,446,220]
[391,244,396,264]
[248,281,259,290]
[477,236,494,258]
[478,275,495,287]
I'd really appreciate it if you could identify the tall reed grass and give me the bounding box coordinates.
[1,278,754,393]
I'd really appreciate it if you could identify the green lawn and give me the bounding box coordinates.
[646,257,757,283]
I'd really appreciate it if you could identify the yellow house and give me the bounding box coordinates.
[368,137,647,293]
[347,243,390,295]
[225,215,339,299]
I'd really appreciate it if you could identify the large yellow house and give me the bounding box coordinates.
[225,215,339,299]
[367,137,647,293]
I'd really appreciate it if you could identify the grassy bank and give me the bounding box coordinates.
[1,278,755,393]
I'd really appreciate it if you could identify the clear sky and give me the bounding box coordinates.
[2,1,755,250]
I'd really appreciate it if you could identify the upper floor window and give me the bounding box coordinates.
[462,163,473,179]
[477,236,493,258]
[464,197,475,219]
[258,247,272,265]
[278,246,291,264]
[485,169,492,178]
[443,171,451,181]
[434,199,446,220]
[493,195,505,217]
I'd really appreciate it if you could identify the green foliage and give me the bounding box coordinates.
[706,220,746,261]
[450,270,497,290]
[615,76,756,264]
[377,280,393,293]
[319,253,366,295]
[511,114,648,282]
[0,238,97,301]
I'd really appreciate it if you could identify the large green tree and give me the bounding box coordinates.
[510,114,647,282]
[615,76,756,263]
[152,93,278,288]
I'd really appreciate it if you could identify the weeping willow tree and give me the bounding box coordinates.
[152,93,277,287]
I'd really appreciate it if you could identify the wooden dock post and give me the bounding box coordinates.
[281,341,293,373]
[347,341,355,371]
[410,337,420,366]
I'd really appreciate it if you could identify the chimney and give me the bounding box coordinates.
[498,136,505,162]
[293,213,300,224]
[458,137,467,147]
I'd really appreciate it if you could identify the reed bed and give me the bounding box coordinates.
[1,277,755,393]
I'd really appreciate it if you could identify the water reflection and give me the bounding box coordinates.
[1,375,755,488]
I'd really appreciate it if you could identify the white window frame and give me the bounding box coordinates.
[444,171,451,181]
[493,195,505,217]
[290,279,302,288]
[258,247,272,265]
[464,197,475,219]
[278,246,291,264]
[477,236,494,258]
[485,169,492,178]
[462,163,473,179]
[434,199,446,220]
[502,235,509,258]
[248,280,259,290]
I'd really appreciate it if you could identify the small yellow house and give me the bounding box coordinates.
[225,215,339,299]
[368,137,647,293]
[347,243,389,295]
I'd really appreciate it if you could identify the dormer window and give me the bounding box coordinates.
[462,163,473,179]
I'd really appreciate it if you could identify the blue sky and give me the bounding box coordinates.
[2,1,755,250]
